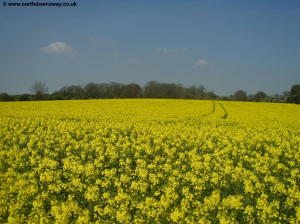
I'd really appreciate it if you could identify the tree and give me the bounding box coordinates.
[290,84,300,104]
[85,82,100,98]
[56,85,85,99]
[232,90,247,101]
[144,81,186,99]
[291,85,300,96]
[206,90,218,99]
[144,81,162,98]
[253,91,267,102]
[109,82,124,98]
[0,93,13,101]
[30,81,48,100]
[196,85,206,98]
[18,94,31,101]
[122,83,142,98]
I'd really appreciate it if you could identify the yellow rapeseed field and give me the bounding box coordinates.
[0,99,299,223]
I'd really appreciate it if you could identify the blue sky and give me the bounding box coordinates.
[1,0,300,95]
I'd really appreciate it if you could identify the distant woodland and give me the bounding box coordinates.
[1,81,300,104]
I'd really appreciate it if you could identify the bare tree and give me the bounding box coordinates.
[30,81,48,100]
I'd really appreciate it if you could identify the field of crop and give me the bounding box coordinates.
[0,99,299,223]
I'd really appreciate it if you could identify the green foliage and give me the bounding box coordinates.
[290,85,300,104]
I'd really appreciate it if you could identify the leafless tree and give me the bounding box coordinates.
[30,81,48,100]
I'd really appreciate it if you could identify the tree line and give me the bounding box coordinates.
[1,81,300,104]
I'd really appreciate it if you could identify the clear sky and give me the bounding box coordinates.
[1,0,300,96]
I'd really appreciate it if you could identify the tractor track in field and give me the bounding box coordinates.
[200,101,228,119]
[201,101,216,118]
[219,103,228,119]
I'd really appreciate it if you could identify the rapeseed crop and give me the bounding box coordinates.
[0,99,299,223]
